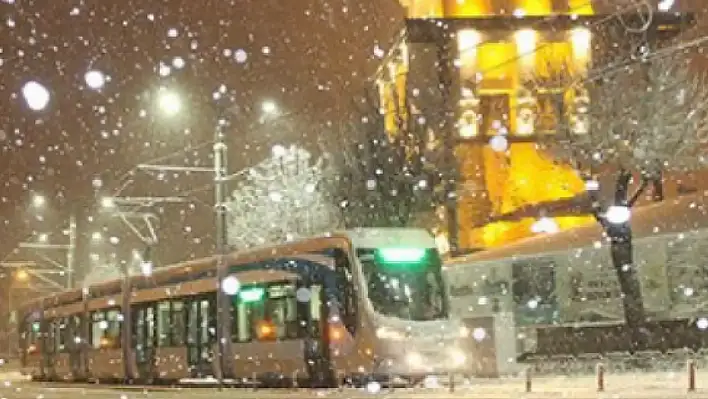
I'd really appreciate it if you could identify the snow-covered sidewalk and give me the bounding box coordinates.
[414,370,708,398]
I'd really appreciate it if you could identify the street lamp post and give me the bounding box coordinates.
[126,90,282,385]
[212,93,233,386]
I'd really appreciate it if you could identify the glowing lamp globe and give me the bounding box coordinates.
[605,205,631,225]
[221,275,241,295]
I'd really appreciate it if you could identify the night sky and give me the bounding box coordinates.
[0,0,403,277]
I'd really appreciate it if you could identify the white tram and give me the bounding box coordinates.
[445,192,708,339]
[18,228,472,386]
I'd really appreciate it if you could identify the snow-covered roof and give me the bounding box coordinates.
[449,191,708,264]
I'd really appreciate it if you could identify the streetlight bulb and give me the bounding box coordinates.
[15,270,29,282]
[157,90,181,116]
[141,261,153,276]
[605,205,631,225]
[32,194,46,208]
[100,197,115,209]
[658,0,674,12]
[261,100,278,115]
[271,144,286,158]
[531,217,560,234]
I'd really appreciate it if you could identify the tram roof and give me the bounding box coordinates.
[19,228,433,310]
[448,191,708,265]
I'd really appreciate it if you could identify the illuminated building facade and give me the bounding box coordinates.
[376,0,690,251]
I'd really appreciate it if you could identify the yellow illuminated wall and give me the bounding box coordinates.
[382,0,597,250]
[452,11,595,248]
[401,0,593,18]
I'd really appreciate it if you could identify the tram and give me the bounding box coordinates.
[17,228,472,386]
[445,192,708,329]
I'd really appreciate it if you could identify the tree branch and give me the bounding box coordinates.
[615,169,634,205]
[628,176,649,207]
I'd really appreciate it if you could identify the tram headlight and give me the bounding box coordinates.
[376,326,405,341]
[405,352,424,368]
[449,349,466,366]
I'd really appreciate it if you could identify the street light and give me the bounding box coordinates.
[605,205,631,225]
[31,194,46,208]
[271,144,287,158]
[100,196,115,209]
[15,269,29,282]
[156,89,182,116]
[261,100,278,116]
[658,0,674,12]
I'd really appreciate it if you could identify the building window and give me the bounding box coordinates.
[479,94,510,136]
[536,91,564,134]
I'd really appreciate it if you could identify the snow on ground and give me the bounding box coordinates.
[1,368,707,398]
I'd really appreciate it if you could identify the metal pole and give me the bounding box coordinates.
[438,25,460,255]
[214,112,232,387]
[6,283,12,359]
[121,262,134,381]
[66,214,76,290]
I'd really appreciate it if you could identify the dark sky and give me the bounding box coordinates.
[0,0,403,275]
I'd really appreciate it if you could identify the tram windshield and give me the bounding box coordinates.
[357,248,449,321]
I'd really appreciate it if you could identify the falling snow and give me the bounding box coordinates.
[3,0,708,392]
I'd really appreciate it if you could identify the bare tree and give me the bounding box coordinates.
[535,38,708,334]
[324,93,447,230]
[226,145,340,249]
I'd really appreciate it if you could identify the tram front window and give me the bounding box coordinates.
[358,248,448,321]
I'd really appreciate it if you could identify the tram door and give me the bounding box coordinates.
[297,281,335,388]
[43,319,57,379]
[68,316,84,380]
[133,304,157,381]
[186,295,216,378]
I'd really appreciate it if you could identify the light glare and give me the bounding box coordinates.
[22,81,50,111]
[605,205,631,224]
[157,90,181,116]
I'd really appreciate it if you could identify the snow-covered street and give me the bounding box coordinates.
[1,371,707,399]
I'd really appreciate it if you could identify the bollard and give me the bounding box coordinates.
[688,359,697,392]
[449,372,455,392]
[337,371,345,392]
[389,373,395,393]
[596,363,605,392]
[251,371,258,391]
[292,370,299,391]
[525,367,532,393]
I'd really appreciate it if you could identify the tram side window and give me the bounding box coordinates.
[69,315,81,347]
[54,318,68,353]
[25,319,41,354]
[90,309,121,349]
[90,312,105,349]
[266,284,298,340]
[232,283,299,342]
[154,300,186,347]
[309,285,323,338]
[233,291,262,343]
[171,301,186,346]
[157,302,171,347]
[45,320,55,354]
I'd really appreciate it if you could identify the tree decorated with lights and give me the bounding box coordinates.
[226,145,340,249]
[537,35,708,332]
[327,96,447,231]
